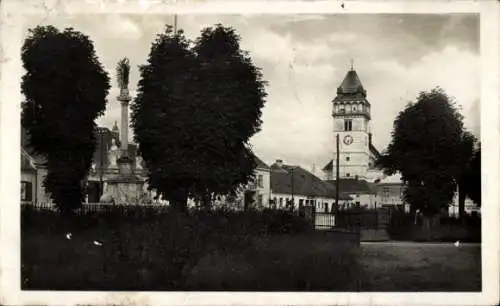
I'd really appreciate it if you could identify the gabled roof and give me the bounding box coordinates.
[21,148,37,172]
[322,160,333,171]
[21,127,47,166]
[254,155,270,170]
[325,178,378,195]
[270,162,352,200]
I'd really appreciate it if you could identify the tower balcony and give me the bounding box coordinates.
[332,109,371,120]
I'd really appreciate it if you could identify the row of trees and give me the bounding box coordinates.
[21,24,266,213]
[21,24,481,220]
[376,88,481,224]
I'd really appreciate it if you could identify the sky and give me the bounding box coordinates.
[24,13,480,171]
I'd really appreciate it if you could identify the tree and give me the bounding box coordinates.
[21,26,110,213]
[131,26,197,212]
[467,144,481,205]
[131,24,267,212]
[191,24,267,208]
[376,88,464,225]
[457,131,480,221]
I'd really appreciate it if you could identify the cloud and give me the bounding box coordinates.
[21,14,479,171]
[366,45,480,152]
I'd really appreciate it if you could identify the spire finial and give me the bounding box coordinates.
[350,58,354,71]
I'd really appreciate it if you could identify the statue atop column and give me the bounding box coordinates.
[99,57,145,205]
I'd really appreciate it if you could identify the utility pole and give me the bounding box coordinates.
[335,133,340,211]
[99,129,104,199]
[291,167,295,210]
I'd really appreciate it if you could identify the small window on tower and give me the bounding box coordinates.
[352,106,357,112]
[346,156,350,161]
[344,119,353,131]
[346,173,351,177]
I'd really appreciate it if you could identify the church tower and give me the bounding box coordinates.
[325,64,373,180]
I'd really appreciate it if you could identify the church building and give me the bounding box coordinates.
[322,66,398,209]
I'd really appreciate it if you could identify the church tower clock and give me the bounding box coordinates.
[324,64,373,180]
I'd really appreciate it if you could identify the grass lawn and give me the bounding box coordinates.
[21,209,360,291]
[21,209,481,291]
[357,242,482,291]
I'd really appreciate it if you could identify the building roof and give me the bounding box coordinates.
[325,178,378,195]
[21,126,142,170]
[322,160,333,171]
[336,69,367,97]
[369,143,381,159]
[377,172,403,185]
[21,148,37,172]
[270,162,352,200]
[254,155,270,170]
[21,127,47,166]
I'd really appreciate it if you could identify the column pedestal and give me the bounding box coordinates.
[105,155,145,205]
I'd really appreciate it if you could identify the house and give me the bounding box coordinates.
[269,159,353,212]
[325,178,378,209]
[374,173,409,211]
[21,128,51,205]
[244,155,271,209]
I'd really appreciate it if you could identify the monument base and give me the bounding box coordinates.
[104,156,146,205]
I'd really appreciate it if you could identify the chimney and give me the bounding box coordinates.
[275,159,283,167]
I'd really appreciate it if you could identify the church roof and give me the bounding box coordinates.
[336,69,366,96]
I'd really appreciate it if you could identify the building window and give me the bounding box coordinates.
[344,119,353,131]
[279,197,283,207]
[346,172,351,177]
[346,156,350,161]
[382,187,390,198]
[299,199,304,207]
[258,194,263,206]
[21,181,33,202]
[257,174,264,188]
